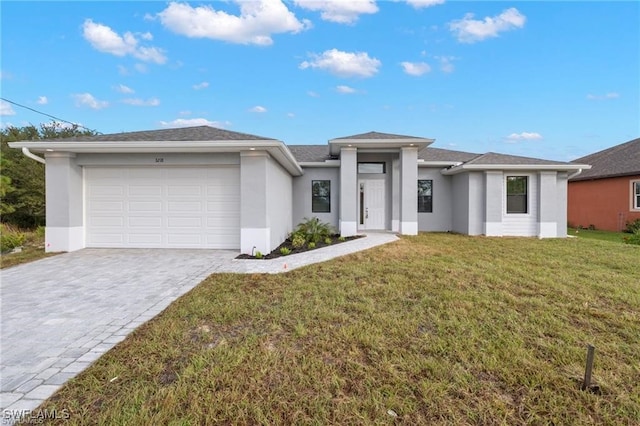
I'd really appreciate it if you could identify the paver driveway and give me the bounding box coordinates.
[0,249,237,416]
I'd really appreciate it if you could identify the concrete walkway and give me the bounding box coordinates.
[0,233,398,420]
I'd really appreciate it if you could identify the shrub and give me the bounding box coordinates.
[0,223,26,253]
[255,251,263,259]
[624,219,640,234]
[280,247,291,255]
[324,237,332,245]
[338,236,346,242]
[622,230,640,246]
[295,217,334,244]
[307,242,316,249]
[291,233,306,249]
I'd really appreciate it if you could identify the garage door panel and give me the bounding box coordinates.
[86,166,240,249]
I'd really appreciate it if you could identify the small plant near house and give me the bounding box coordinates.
[338,236,346,242]
[0,223,26,253]
[324,237,332,245]
[624,219,640,234]
[291,233,306,249]
[295,217,333,244]
[307,242,316,249]
[622,230,640,246]
[255,251,263,259]
[279,247,291,256]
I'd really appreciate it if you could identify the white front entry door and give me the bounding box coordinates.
[358,179,386,230]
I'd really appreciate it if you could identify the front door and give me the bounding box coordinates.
[358,179,386,230]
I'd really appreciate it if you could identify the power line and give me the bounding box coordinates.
[0,97,101,134]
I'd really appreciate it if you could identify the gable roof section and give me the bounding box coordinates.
[570,137,640,181]
[465,152,570,166]
[442,152,587,175]
[46,125,276,142]
[331,131,426,140]
[419,147,479,163]
[328,130,434,155]
[287,145,333,162]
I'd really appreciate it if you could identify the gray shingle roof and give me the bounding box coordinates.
[419,147,479,162]
[331,131,427,140]
[464,152,572,166]
[50,126,276,142]
[287,145,333,162]
[570,138,640,181]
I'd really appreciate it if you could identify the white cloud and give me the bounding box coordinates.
[249,105,267,113]
[300,49,381,78]
[36,96,48,105]
[160,118,230,128]
[436,56,455,73]
[307,90,320,97]
[405,0,445,9]
[336,85,356,94]
[72,93,109,110]
[449,8,526,43]
[506,132,543,141]
[114,84,134,94]
[158,0,311,46]
[121,97,160,107]
[400,61,431,76]
[0,100,16,116]
[586,92,620,100]
[294,0,378,24]
[82,19,167,63]
[193,81,210,90]
[140,32,153,41]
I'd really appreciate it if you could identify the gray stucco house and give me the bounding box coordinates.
[10,126,587,254]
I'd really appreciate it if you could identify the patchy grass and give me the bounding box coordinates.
[33,234,639,425]
[0,225,57,269]
[567,227,628,244]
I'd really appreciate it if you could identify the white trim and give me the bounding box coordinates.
[442,163,590,175]
[484,222,502,236]
[391,219,400,232]
[538,222,557,238]
[241,228,270,255]
[418,160,462,167]
[505,175,531,216]
[631,180,640,211]
[400,221,418,235]
[45,226,85,252]
[340,221,358,237]
[299,160,341,167]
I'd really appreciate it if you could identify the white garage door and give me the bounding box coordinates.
[85,166,240,249]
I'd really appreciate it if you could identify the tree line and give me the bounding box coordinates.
[1,122,97,228]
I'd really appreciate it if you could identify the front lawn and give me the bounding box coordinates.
[567,227,628,244]
[36,234,639,424]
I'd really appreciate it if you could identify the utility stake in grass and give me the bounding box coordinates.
[581,344,595,391]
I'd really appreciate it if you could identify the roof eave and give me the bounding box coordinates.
[441,163,591,175]
[328,138,434,155]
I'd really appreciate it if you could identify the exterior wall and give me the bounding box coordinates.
[468,172,485,235]
[568,175,640,231]
[76,152,240,166]
[451,173,470,234]
[44,153,84,252]
[240,152,269,254]
[556,173,568,237]
[417,167,453,232]
[339,148,358,236]
[292,167,340,231]
[266,156,293,251]
[399,148,418,235]
[484,171,503,236]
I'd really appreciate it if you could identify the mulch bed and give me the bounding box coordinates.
[236,234,364,260]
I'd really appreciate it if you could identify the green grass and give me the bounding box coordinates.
[34,234,639,425]
[567,227,628,243]
[0,225,57,269]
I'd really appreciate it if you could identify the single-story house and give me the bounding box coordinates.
[568,137,640,231]
[10,126,589,254]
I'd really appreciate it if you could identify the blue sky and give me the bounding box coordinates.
[1,1,638,161]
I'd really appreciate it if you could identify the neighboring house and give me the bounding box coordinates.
[10,126,588,254]
[568,138,640,231]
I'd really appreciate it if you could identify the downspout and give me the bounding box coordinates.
[567,168,582,180]
[21,147,46,164]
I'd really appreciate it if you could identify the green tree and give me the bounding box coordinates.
[0,122,97,227]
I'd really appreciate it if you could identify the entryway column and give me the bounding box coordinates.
[484,171,503,236]
[399,147,418,235]
[339,147,358,236]
[538,171,558,237]
[44,152,84,252]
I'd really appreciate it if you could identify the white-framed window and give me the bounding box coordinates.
[506,176,528,214]
[312,180,331,213]
[632,180,640,211]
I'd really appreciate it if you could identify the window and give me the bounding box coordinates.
[418,179,433,213]
[633,181,640,210]
[312,180,331,213]
[358,162,386,174]
[506,176,528,214]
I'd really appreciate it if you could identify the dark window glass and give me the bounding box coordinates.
[358,162,386,174]
[506,176,528,214]
[312,180,331,213]
[418,179,433,213]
